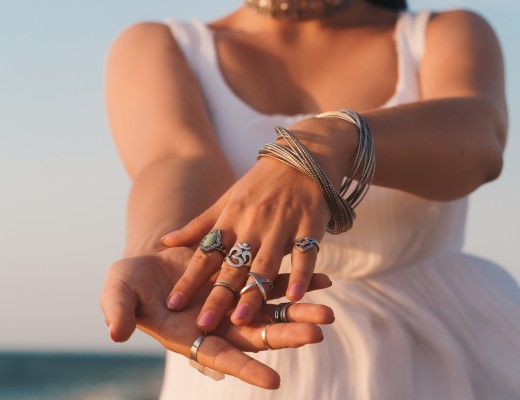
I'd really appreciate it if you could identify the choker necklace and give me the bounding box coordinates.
[244,0,354,21]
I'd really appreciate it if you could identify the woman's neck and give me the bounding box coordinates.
[243,0,355,22]
[211,2,398,39]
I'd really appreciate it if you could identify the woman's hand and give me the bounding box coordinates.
[160,117,355,332]
[160,160,329,331]
[100,246,334,389]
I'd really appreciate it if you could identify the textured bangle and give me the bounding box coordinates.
[257,109,375,234]
[316,110,376,209]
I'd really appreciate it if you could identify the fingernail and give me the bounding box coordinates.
[232,304,249,320]
[198,311,215,328]
[167,293,182,310]
[288,283,301,298]
[160,231,176,244]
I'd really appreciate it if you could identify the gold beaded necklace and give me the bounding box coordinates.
[244,0,354,21]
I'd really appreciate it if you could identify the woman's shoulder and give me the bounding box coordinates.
[426,9,498,43]
[108,21,184,63]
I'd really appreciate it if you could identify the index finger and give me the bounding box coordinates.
[166,227,236,311]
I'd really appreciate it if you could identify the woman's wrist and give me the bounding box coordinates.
[285,116,360,190]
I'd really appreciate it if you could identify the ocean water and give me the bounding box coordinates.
[0,352,165,400]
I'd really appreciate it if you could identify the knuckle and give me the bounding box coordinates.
[238,294,263,311]
[218,266,245,281]
[224,196,247,213]
[205,293,232,312]
[190,214,203,227]
[189,250,221,272]
[251,253,278,278]
[190,251,209,267]
[255,198,275,216]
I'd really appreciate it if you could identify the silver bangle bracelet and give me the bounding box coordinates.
[316,110,376,209]
[257,109,375,234]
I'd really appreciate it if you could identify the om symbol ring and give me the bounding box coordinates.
[225,242,252,268]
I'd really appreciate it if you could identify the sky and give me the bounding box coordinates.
[0,0,518,353]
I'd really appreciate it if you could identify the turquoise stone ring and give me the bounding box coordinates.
[200,229,228,256]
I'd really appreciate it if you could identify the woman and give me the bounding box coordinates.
[101,0,520,398]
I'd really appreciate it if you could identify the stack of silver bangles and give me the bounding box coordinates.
[258,109,375,234]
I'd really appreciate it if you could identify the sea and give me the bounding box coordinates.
[0,352,165,400]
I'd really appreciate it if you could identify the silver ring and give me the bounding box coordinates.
[225,242,252,268]
[188,335,225,381]
[213,281,239,300]
[294,237,320,253]
[261,323,274,350]
[274,302,294,323]
[190,335,205,362]
[240,272,273,303]
[200,229,228,256]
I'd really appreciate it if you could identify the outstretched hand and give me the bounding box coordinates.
[160,150,332,332]
[100,246,334,389]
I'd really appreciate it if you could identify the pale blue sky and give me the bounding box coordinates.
[0,0,518,352]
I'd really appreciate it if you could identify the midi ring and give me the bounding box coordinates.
[200,229,227,256]
[213,281,239,300]
[225,242,252,268]
[294,237,320,253]
[274,302,294,323]
[240,272,273,304]
[189,335,225,381]
[261,323,274,350]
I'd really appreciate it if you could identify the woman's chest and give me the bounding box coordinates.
[213,28,400,115]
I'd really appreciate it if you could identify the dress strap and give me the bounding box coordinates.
[165,19,217,79]
[391,10,432,103]
[399,10,432,66]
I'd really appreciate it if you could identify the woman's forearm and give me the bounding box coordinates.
[123,155,234,257]
[365,96,506,200]
[290,96,506,201]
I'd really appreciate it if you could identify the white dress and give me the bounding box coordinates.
[160,11,520,400]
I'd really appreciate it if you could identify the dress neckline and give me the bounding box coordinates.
[193,12,406,120]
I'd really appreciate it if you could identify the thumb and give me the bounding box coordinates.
[100,277,137,343]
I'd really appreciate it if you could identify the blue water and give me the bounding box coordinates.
[0,352,165,400]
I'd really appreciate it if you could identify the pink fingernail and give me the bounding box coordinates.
[167,293,182,310]
[232,304,249,320]
[288,283,301,298]
[198,311,215,328]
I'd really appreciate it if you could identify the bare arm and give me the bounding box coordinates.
[105,22,235,255]
[101,22,336,388]
[291,10,507,200]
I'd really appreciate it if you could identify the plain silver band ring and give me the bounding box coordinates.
[294,237,320,253]
[240,272,273,303]
[213,281,239,300]
[190,335,205,362]
[188,337,226,381]
[261,323,274,350]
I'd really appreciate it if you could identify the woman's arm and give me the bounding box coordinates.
[100,22,337,388]
[105,22,235,254]
[286,10,506,201]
